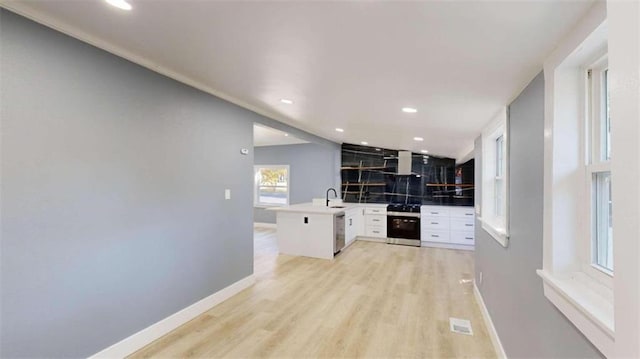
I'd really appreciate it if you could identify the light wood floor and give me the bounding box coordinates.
[130,228,496,358]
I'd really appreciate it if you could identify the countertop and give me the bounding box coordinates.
[267,202,361,215]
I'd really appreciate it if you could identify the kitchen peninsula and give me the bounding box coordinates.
[268,203,347,260]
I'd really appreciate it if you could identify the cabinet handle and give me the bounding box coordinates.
[373,219,380,222]
[465,213,473,216]
[430,212,439,215]
[431,222,438,225]
[465,237,473,240]
[349,218,352,226]
[431,234,439,238]
[373,230,380,234]
[465,224,473,227]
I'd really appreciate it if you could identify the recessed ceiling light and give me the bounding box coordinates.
[402,107,418,113]
[105,0,132,10]
[280,98,294,105]
[361,141,368,145]
[335,128,344,133]
[414,137,424,141]
[284,133,289,137]
[421,149,429,153]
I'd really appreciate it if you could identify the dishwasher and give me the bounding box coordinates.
[334,213,345,254]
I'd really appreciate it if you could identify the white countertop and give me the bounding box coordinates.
[267,202,360,214]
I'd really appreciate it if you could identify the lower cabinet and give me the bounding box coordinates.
[344,206,388,241]
[421,205,475,249]
[363,207,387,238]
[364,226,386,238]
[422,229,449,243]
[345,207,364,245]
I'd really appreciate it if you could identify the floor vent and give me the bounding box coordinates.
[449,317,473,336]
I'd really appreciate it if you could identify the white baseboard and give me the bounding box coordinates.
[89,274,255,358]
[473,282,507,359]
[421,241,475,251]
[355,236,387,243]
[253,222,277,229]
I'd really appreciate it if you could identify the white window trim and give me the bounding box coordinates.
[539,2,614,356]
[480,109,509,247]
[253,165,290,208]
[583,54,613,285]
[581,55,613,282]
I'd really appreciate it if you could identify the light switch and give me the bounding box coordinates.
[225,189,231,200]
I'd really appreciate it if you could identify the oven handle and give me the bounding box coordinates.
[387,212,421,218]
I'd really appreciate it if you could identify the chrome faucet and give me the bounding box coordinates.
[326,188,338,207]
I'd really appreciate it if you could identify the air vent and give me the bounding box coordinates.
[449,317,473,336]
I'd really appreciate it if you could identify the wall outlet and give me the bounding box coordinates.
[479,271,483,286]
[225,189,231,200]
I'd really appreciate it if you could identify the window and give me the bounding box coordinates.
[495,135,505,217]
[481,109,508,246]
[587,58,613,274]
[593,172,612,271]
[538,8,615,355]
[254,165,289,207]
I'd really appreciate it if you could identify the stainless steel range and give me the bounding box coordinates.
[386,204,421,247]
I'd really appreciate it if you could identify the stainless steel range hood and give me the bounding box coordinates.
[397,151,412,175]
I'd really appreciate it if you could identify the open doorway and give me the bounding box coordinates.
[252,123,308,266]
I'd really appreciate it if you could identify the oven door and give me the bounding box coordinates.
[387,215,421,240]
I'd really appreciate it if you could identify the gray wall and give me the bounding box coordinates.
[0,10,334,358]
[474,73,602,358]
[254,143,340,223]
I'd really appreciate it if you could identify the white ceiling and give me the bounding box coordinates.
[254,124,308,147]
[2,0,594,159]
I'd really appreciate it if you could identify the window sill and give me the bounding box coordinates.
[537,269,614,357]
[478,217,509,247]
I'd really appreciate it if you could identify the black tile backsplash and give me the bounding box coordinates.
[341,143,474,206]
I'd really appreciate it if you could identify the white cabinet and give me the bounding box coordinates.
[449,207,476,220]
[345,207,364,245]
[421,205,475,249]
[422,216,450,231]
[365,227,386,237]
[422,229,449,243]
[364,215,385,227]
[363,206,387,239]
[276,211,335,259]
[364,207,386,215]
[422,207,450,217]
[449,231,475,246]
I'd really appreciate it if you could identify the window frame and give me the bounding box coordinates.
[583,55,613,283]
[495,134,505,218]
[253,165,290,208]
[538,7,614,355]
[480,109,509,247]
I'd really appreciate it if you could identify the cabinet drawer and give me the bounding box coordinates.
[450,218,474,231]
[422,216,450,230]
[449,207,475,219]
[421,206,449,217]
[450,231,475,245]
[365,227,386,238]
[364,207,387,215]
[422,230,449,243]
[365,215,386,227]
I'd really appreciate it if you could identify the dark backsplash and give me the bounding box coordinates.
[341,143,474,206]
